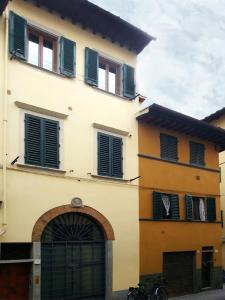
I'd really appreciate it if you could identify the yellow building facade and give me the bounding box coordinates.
[0,1,152,299]
[204,108,225,271]
[138,104,225,297]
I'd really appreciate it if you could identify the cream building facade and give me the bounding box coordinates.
[204,108,225,271]
[0,1,152,299]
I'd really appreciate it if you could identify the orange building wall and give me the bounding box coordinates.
[138,121,222,277]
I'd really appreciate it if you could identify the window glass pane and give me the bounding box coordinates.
[28,33,39,66]
[109,67,116,93]
[43,39,53,71]
[98,63,106,90]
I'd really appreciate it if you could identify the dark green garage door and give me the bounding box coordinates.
[41,213,105,300]
[163,251,194,297]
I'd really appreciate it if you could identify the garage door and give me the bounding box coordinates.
[163,251,194,297]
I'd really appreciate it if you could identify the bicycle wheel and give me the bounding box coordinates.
[127,290,137,300]
[152,287,168,300]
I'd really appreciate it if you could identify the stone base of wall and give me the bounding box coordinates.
[140,273,163,293]
[212,266,223,289]
[111,290,127,300]
[140,267,223,298]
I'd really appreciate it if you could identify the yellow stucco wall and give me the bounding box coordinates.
[210,115,225,270]
[138,122,222,276]
[0,0,141,291]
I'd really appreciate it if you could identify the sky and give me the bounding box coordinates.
[90,0,225,119]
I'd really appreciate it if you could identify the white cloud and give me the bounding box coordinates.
[90,0,225,118]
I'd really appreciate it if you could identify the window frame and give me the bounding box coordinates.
[98,56,121,95]
[160,133,178,162]
[192,196,207,221]
[189,141,205,167]
[152,191,180,220]
[27,26,58,72]
[19,110,64,170]
[94,129,125,179]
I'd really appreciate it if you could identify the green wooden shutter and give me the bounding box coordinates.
[98,133,110,176]
[9,11,27,60]
[190,142,205,166]
[43,119,60,168]
[60,37,76,77]
[85,47,98,86]
[207,197,216,221]
[111,136,123,178]
[185,194,193,220]
[160,134,178,161]
[153,191,163,220]
[123,64,135,98]
[25,114,42,166]
[170,194,180,219]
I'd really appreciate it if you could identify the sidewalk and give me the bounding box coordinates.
[169,285,225,300]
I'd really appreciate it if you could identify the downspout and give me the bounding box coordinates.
[1,6,9,236]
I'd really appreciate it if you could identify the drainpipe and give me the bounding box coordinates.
[1,6,9,236]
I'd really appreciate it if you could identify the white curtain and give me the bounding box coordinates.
[199,198,206,221]
[162,195,170,216]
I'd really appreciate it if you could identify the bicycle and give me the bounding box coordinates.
[127,279,168,300]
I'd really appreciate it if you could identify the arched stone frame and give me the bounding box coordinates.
[31,205,115,300]
[32,205,115,241]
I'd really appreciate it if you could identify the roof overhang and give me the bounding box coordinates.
[137,104,225,151]
[18,0,154,54]
[203,107,225,123]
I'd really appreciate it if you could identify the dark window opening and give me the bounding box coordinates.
[153,191,179,220]
[0,243,31,260]
[192,197,206,221]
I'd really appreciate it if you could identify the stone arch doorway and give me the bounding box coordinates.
[32,205,114,300]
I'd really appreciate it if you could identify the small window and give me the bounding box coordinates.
[192,197,207,220]
[190,141,205,166]
[9,12,76,77]
[85,48,135,98]
[160,134,178,161]
[97,132,123,178]
[25,114,60,169]
[185,195,216,221]
[98,57,121,95]
[153,192,179,220]
[28,28,57,72]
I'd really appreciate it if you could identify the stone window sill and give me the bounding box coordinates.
[16,163,66,174]
[91,174,129,182]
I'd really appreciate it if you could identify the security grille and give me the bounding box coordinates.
[41,213,105,300]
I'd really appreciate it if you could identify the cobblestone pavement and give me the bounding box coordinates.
[169,285,225,300]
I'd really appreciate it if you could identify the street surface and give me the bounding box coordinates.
[170,285,225,300]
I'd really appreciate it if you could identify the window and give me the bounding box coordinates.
[9,12,76,77]
[160,133,178,161]
[98,57,121,94]
[25,114,60,169]
[28,29,57,72]
[190,141,205,166]
[85,47,135,98]
[0,243,31,260]
[153,191,179,220]
[185,195,216,221]
[97,132,123,178]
